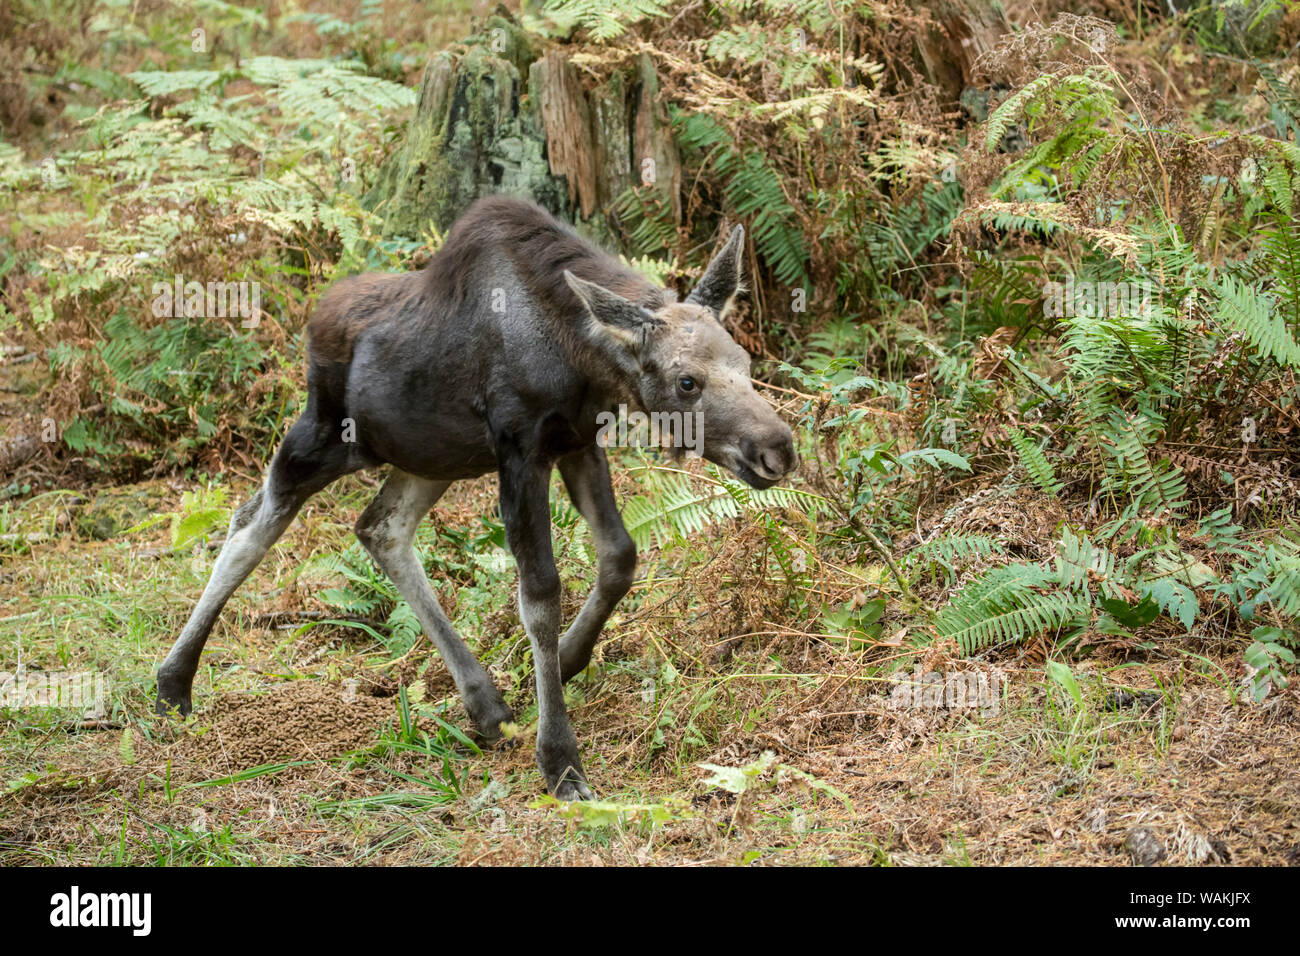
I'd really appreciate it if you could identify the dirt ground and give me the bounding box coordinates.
[2,474,1297,866]
[5,671,1297,866]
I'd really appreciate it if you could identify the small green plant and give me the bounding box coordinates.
[532,794,692,832]
[698,750,851,812]
[1244,625,1297,701]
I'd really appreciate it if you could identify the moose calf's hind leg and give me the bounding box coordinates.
[156,485,299,716]
[354,470,515,741]
[157,412,361,716]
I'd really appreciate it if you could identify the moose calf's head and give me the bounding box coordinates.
[565,226,797,490]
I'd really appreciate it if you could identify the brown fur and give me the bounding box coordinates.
[426,196,670,315]
[307,271,424,366]
[308,197,672,368]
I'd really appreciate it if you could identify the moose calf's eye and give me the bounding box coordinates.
[678,376,698,393]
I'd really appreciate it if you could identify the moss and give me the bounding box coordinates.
[366,14,682,252]
[365,16,570,239]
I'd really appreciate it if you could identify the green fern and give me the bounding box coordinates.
[1008,427,1063,496]
[1256,61,1300,142]
[673,111,810,289]
[541,0,671,41]
[615,186,678,256]
[1053,527,1119,598]
[1141,576,1199,630]
[935,562,1085,654]
[1259,209,1300,329]
[620,465,824,550]
[309,541,426,652]
[1104,413,1188,517]
[906,533,1006,584]
[1220,538,1300,620]
[1195,508,1253,559]
[1215,273,1300,368]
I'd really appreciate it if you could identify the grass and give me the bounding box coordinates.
[2,465,1297,867]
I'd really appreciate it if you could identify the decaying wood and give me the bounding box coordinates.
[367,13,681,244]
[534,49,598,220]
[0,432,39,473]
[911,0,1012,101]
[631,53,681,226]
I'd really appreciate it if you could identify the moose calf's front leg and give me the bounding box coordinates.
[558,446,637,682]
[501,455,592,800]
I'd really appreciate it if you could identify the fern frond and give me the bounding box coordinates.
[620,468,824,550]
[1054,527,1117,597]
[936,562,1084,653]
[1141,577,1198,630]
[542,0,671,41]
[1008,427,1062,496]
[673,111,810,288]
[1215,274,1300,368]
[615,186,677,256]
[906,533,1006,583]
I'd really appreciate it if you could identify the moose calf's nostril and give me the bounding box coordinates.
[768,429,796,476]
[777,433,796,473]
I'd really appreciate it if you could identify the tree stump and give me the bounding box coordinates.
[365,12,681,246]
[910,0,1013,105]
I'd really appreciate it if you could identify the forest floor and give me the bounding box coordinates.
[2,455,1297,866]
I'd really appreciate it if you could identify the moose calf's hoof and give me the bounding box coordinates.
[466,688,516,745]
[550,768,594,802]
[472,711,519,749]
[155,674,193,717]
[155,693,192,718]
[538,738,593,800]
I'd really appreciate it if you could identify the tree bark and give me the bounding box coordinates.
[910,0,1013,104]
[366,11,681,245]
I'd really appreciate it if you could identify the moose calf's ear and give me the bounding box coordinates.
[685,224,745,322]
[564,271,653,340]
